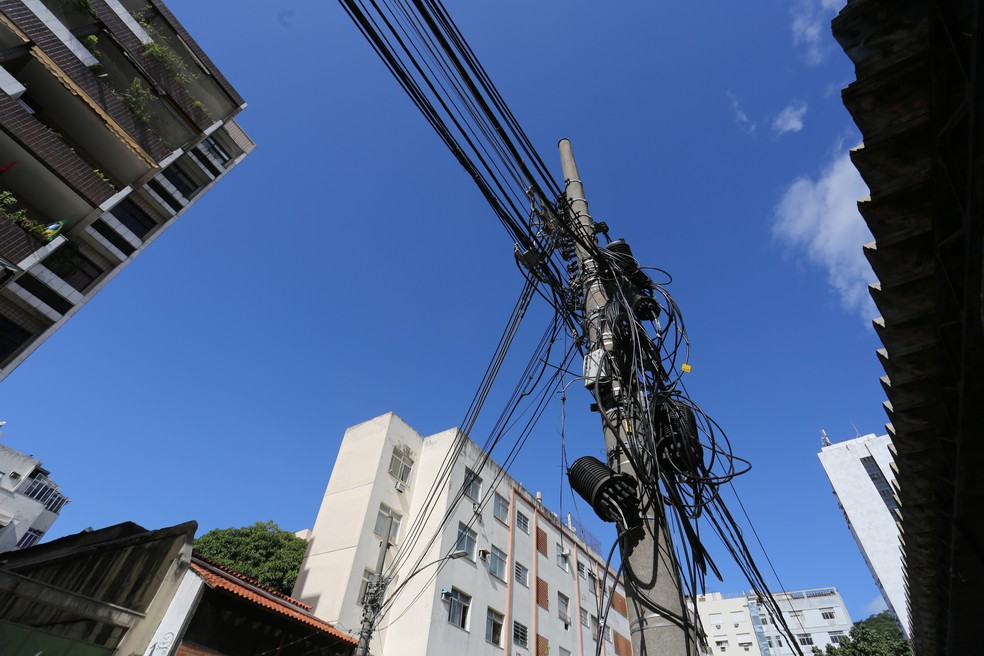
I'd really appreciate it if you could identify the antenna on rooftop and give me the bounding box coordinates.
[820,429,832,447]
[850,422,862,438]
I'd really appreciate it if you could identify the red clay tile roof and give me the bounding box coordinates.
[190,559,356,644]
[192,553,309,608]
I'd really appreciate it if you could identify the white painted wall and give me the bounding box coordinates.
[0,444,63,553]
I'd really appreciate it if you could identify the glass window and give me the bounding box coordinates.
[486,608,504,645]
[456,522,477,560]
[580,607,589,627]
[513,621,529,648]
[516,510,530,534]
[605,625,613,642]
[389,448,413,484]
[493,492,509,523]
[829,631,845,644]
[357,568,373,606]
[556,543,569,570]
[515,561,529,586]
[821,608,836,620]
[797,634,814,646]
[464,467,482,500]
[591,615,599,640]
[373,504,402,542]
[860,455,897,513]
[558,592,570,622]
[447,588,471,629]
[110,197,156,239]
[489,545,507,581]
[714,637,729,652]
[560,649,572,656]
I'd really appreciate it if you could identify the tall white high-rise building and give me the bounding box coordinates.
[293,413,634,656]
[818,433,907,636]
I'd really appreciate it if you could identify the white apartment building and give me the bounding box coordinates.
[293,412,634,656]
[0,443,68,552]
[818,433,908,636]
[693,587,852,656]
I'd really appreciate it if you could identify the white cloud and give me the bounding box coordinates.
[772,101,808,136]
[864,594,889,616]
[773,146,875,318]
[727,92,756,133]
[791,0,844,65]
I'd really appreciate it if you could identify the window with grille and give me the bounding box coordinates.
[493,492,509,523]
[516,511,530,534]
[489,545,507,580]
[486,608,504,645]
[556,543,568,570]
[463,467,482,501]
[513,621,529,648]
[536,527,547,555]
[515,561,529,586]
[16,528,43,549]
[577,561,587,578]
[447,588,471,629]
[456,523,477,560]
[536,633,549,656]
[388,448,413,484]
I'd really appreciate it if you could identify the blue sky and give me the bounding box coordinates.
[0,0,893,621]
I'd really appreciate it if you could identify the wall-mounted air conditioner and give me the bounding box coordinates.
[395,480,407,493]
[478,548,491,561]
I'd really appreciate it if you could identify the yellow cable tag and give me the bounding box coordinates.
[681,363,692,373]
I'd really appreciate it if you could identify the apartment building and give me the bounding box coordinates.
[0,441,67,551]
[0,0,252,380]
[293,412,634,656]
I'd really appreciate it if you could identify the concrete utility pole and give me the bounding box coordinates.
[355,515,393,656]
[559,139,693,656]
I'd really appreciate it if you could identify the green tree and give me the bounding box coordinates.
[194,521,308,596]
[811,613,911,656]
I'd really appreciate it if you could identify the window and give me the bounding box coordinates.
[513,621,529,648]
[790,610,804,621]
[737,634,752,651]
[456,522,477,560]
[16,528,43,549]
[464,467,482,500]
[558,592,570,623]
[536,527,548,555]
[45,245,103,294]
[447,588,471,629]
[829,631,845,644]
[536,577,549,609]
[374,504,402,542]
[515,561,529,586]
[357,568,374,606]
[489,545,507,580]
[797,634,814,646]
[202,136,231,164]
[389,448,413,484]
[730,610,745,624]
[714,636,729,652]
[556,543,569,570]
[560,649,572,656]
[493,492,509,523]
[580,607,589,627]
[486,608,504,645]
[861,455,897,513]
[587,571,598,593]
[163,163,200,198]
[605,625,613,642]
[577,562,587,579]
[776,636,783,647]
[766,638,774,648]
[591,615,599,640]
[760,615,771,625]
[821,608,836,620]
[110,197,156,239]
[516,510,530,534]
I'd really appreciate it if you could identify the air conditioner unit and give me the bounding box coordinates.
[478,548,491,561]
[440,589,452,601]
[560,548,571,558]
[472,502,481,513]
[394,480,407,493]
[9,472,20,479]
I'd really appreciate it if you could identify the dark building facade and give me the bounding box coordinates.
[0,0,252,379]
[833,1,983,653]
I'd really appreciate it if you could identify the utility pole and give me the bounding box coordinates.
[355,515,393,656]
[559,139,693,656]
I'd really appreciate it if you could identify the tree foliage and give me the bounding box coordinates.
[194,521,307,596]
[812,612,911,656]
